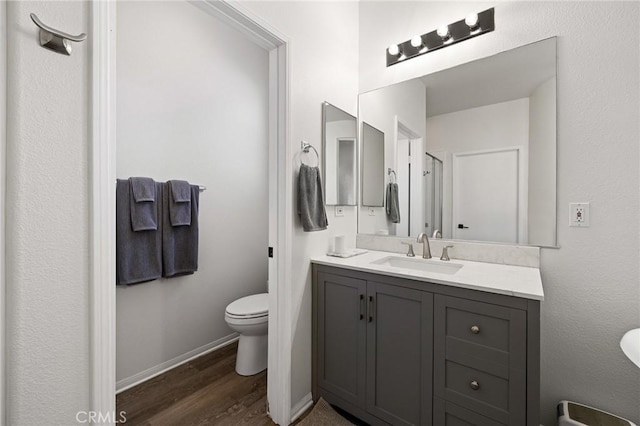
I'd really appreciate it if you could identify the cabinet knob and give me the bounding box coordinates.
[470,325,480,334]
[470,380,480,391]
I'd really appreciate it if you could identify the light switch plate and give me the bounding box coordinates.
[569,202,590,227]
[335,206,344,217]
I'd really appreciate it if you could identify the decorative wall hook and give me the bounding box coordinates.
[30,13,87,56]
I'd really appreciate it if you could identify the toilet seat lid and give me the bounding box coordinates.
[226,293,268,318]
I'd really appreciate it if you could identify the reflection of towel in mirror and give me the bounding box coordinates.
[386,182,400,223]
[297,164,328,232]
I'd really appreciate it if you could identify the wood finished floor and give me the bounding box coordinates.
[116,342,276,425]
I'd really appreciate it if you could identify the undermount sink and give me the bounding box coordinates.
[371,256,463,275]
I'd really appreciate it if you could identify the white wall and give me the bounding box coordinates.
[529,77,557,245]
[115,2,269,384]
[426,98,530,240]
[240,0,360,413]
[358,78,426,235]
[5,1,90,423]
[360,2,640,424]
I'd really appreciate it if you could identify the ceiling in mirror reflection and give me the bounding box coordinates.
[422,39,556,117]
[358,38,557,247]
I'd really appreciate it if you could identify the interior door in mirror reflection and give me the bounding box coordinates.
[452,148,522,244]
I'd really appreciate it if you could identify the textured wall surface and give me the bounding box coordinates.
[5,1,90,423]
[240,0,360,411]
[360,2,640,424]
[115,1,269,383]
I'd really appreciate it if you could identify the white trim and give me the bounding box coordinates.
[290,393,313,423]
[116,334,239,394]
[90,0,117,423]
[0,0,7,422]
[90,1,291,425]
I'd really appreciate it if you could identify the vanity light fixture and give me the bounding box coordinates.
[386,8,495,67]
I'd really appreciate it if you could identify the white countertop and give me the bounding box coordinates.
[311,250,544,300]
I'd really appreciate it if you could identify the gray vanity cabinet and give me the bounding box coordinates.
[313,263,540,426]
[314,272,433,426]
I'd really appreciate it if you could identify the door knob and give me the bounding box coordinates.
[470,380,480,391]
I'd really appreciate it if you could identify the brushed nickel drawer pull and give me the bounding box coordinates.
[470,380,480,391]
[470,325,480,334]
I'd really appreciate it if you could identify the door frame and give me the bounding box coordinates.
[0,0,6,422]
[90,1,292,424]
[451,146,528,244]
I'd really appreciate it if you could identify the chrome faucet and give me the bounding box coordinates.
[416,232,432,259]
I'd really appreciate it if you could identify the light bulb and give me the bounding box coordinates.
[388,44,400,56]
[436,25,449,38]
[465,13,479,29]
[410,35,423,48]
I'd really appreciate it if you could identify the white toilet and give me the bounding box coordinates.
[224,293,268,376]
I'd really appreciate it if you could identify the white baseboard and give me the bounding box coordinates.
[290,392,313,423]
[116,333,239,394]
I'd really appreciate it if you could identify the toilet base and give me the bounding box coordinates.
[235,333,268,376]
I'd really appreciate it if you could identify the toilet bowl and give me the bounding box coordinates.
[224,293,268,376]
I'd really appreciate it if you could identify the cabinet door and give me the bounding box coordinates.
[366,281,433,426]
[317,272,367,408]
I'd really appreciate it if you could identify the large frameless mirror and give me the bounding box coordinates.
[358,37,557,246]
[323,102,357,206]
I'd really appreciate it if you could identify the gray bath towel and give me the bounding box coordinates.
[297,164,328,232]
[116,179,163,285]
[168,180,192,226]
[163,183,199,278]
[129,177,158,231]
[386,182,400,224]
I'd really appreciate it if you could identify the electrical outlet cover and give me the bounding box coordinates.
[569,202,590,227]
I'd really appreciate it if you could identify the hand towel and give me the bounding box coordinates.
[168,180,192,226]
[386,182,401,224]
[297,164,328,232]
[129,177,158,231]
[116,179,163,285]
[163,183,199,278]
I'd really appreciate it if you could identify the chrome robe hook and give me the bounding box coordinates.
[30,13,87,56]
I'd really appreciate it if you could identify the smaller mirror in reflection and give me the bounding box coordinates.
[323,102,357,206]
[361,122,385,207]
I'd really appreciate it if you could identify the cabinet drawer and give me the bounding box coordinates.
[434,398,505,426]
[436,295,526,369]
[444,360,509,417]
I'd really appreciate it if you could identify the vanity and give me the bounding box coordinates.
[311,251,543,426]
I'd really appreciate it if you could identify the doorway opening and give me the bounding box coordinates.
[90,1,292,424]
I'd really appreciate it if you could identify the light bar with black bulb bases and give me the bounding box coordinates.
[386,8,495,67]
